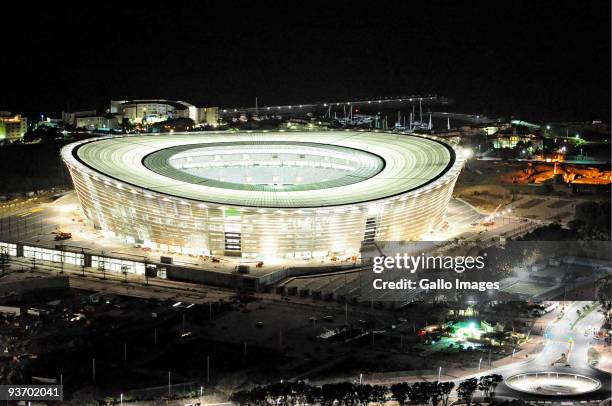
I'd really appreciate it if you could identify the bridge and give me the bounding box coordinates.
[427,111,497,124]
[219,95,450,118]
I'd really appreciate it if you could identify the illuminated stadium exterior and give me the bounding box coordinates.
[60,131,465,259]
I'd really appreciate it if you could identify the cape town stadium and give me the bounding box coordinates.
[60,131,465,259]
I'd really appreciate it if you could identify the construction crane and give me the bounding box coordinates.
[481,203,503,226]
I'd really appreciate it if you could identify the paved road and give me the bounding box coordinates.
[340,302,610,402]
[481,302,611,401]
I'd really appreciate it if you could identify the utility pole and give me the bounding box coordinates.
[345,302,348,326]
[59,246,64,274]
[81,248,86,277]
[419,99,423,123]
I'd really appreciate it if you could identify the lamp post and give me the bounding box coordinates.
[478,357,482,371]
[438,366,442,381]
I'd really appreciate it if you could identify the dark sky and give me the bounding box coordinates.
[2,0,610,122]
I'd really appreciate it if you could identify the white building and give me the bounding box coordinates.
[198,106,219,127]
[62,110,97,126]
[111,99,198,125]
[75,114,122,130]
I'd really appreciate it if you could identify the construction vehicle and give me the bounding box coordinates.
[52,230,72,241]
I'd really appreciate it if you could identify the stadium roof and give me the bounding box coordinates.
[63,131,460,208]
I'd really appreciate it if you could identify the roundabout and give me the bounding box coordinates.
[505,372,602,396]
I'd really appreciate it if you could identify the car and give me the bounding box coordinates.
[255,321,264,328]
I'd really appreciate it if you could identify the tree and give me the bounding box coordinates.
[289,381,308,405]
[248,386,268,406]
[390,382,410,406]
[489,374,503,397]
[266,381,292,406]
[439,381,455,406]
[230,389,250,405]
[430,381,443,406]
[478,375,493,398]
[0,247,10,275]
[320,383,338,406]
[457,378,478,406]
[22,126,60,143]
[98,256,106,280]
[120,265,129,282]
[305,385,322,405]
[355,384,374,405]
[321,382,355,406]
[370,385,387,405]
[80,248,86,276]
[410,381,432,405]
[597,277,612,324]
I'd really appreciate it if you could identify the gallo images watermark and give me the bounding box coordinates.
[370,252,499,292]
[357,240,611,303]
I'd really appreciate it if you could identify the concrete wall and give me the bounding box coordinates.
[0,276,69,295]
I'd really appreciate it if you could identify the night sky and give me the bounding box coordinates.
[2,0,610,122]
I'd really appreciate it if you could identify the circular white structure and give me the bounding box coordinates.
[505,372,602,396]
[61,131,464,259]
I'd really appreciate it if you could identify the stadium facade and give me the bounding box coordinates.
[61,131,465,259]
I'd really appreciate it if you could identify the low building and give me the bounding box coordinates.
[111,99,199,125]
[490,126,543,150]
[62,109,98,126]
[75,113,122,130]
[0,112,28,141]
[198,106,219,126]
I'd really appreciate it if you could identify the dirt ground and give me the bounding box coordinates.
[454,160,608,218]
